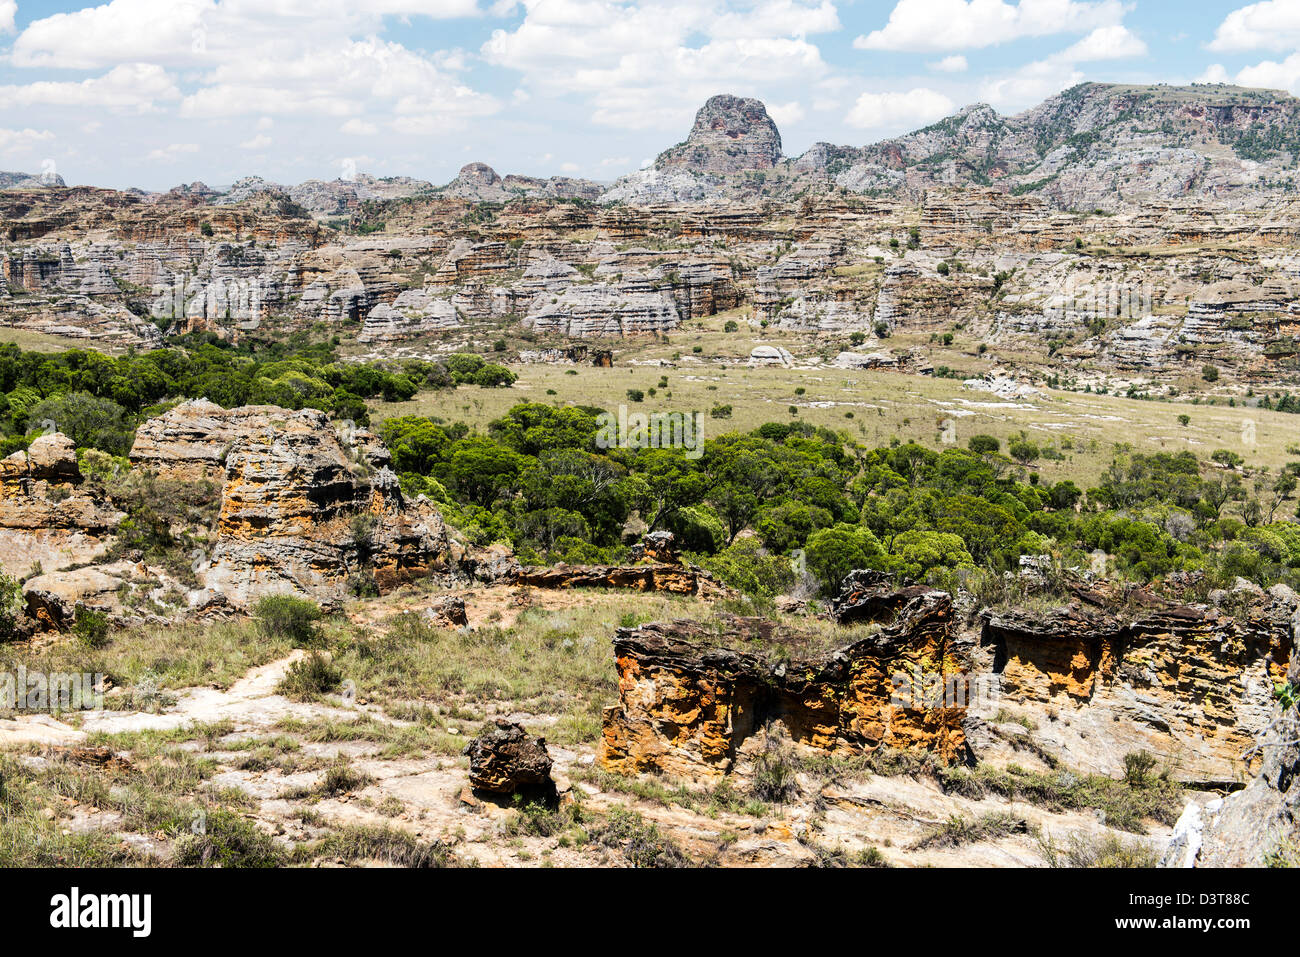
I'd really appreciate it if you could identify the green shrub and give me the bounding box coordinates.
[173,808,286,868]
[0,573,24,640]
[73,604,111,649]
[253,595,322,647]
[276,652,342,699]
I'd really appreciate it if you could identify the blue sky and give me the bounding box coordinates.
[1,0,1298,190]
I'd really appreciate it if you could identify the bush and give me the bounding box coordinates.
[968,434,1000,454]
[276,652,342,699]
[587,808,689,868]
[751,729,799,804]
[253,595,323,646]
[694,537,796,598]
[73,604,110,649]
[1202,364,1220,382]
[0,573,23,640]
[27,392,134,456]
[173,807,286,868]
[1122,750,1158,788]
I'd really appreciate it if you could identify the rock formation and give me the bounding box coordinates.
[601,587,969,777]
[0,433,123,576]
[523,283,680,338]
[513,561,730,598]
[133,401,456,605]
[463,719,555,796]
[656,95,783,174]
[980,590,1290,782]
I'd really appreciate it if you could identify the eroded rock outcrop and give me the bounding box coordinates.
[600,588,970,777]
[0,433,123,576]
[513,561,730,598]
[980,591,1292,782]
[656,94,783,174]
[523,283,680,338]
[134,403,456,605]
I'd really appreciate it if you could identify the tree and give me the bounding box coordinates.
[968,434,1000,455]
[27,391,133,456]
[1266,472,1298,523]
[1008,440,1040,466]
[804,524,884,592]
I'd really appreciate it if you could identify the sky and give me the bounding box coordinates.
[2,0,1300,190]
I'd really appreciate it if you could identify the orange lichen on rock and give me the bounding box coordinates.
[600,589,972,777]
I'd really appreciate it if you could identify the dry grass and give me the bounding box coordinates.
[370,331,1300,488]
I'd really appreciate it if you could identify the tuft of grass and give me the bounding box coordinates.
[173,808,287,868]
[917,811,1031,849]
[315,757,373,797]
[938,762,1182,834]
[293,824,461,868]
[254,595,324,647]
[1039,830,1160,868]
[586,808,690,868]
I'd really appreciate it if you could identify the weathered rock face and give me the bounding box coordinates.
[810,83,1300,210]
[981,592,1292,782]
[629,530,679,565]
[600,589,970,778]
[130,399,284,481]
[523,283,680,338]
[23,559,185,630]
[656,95,783,174]
[134,403,455,605]
[357,289,459,342]
[463,719,554,796]
[0,433,124,576]
[513,561,730,598]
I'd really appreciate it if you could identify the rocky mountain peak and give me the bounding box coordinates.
[456,162,502,187]
[655,93,783,174]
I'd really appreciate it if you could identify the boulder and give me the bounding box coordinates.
[463,719,554,796]
[748,345,794,367]
[629,530,678,565]
[423,595,468,628]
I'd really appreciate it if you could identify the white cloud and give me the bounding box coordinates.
[0,128,56,156]
[980,25,1147,110]
[0,1,16,34]
[1199,55,1300,95]
[11,0,498,132]
[482,0,836,130]
[340,119,378,135]
[179,37,499,120]
[845,87,955,131]
[1209,1,1300,54]
[767,100,805,126]
[147,142,199,162]
[1058,23,1146,61]
[930,55,968,72]
[239,134,272,149]
[0,64,181,113]
[1196,64,1232,84]
[13,0,487,68]
[855,0,1127,53]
